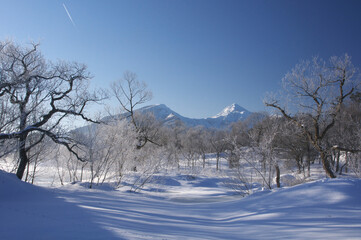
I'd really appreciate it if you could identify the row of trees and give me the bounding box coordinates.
[0,41,360,190]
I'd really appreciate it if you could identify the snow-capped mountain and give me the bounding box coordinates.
[211,103,251,122]
[135,103,252,129]
[75,103,252,135]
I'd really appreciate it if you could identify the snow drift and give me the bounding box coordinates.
[1,169,361,239]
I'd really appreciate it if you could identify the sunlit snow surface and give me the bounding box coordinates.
[1,170,361,240]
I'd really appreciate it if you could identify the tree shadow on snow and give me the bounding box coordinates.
[0,171,120,240]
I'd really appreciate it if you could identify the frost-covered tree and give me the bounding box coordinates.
[278,118,317,178]
[249,116,282,188]
[111,71,160,149]
[163,120,186,168]
[210,130,229,171]
[23,132,52,184]
[181,127,202,169]
[193,127,212,168]
[229,121,251,148]
[265,54,359,178]
[329,96,361,174]
[0,41,103,179]
[72,120,137,188]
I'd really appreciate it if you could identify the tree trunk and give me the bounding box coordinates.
[275,165,281,188]
[300,156,304,174]
[216,152,220,171]
[335,150,340,173]
[268,162,272,188]
[80,164,85,182]
[16,136,29,180]
[31,159,37,185]
[340,151,348,175]
[307,155,311,178]
[345,151,348,173]
[296,157,302,174]
[320,152,336,178]
[202,153,206,168]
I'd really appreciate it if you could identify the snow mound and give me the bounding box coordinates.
[0,170,48,201]
[150,175,182,186]
[249,178,361,209]
[276,173,303,187]
[1,169,361,239]
[0,170,119,240]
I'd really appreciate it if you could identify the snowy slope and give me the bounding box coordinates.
[1,169,361,240]
[0,170,119,239]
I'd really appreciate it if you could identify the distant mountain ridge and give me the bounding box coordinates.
[135,103,252,129]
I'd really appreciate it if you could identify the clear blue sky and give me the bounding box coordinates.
[1,0,361,118]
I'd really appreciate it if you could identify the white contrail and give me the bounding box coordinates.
[63,3,76,27]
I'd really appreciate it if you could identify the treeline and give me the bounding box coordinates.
[58,96,361,190]
[0,40,360,191]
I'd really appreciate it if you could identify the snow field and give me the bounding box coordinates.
[1,165,361,239]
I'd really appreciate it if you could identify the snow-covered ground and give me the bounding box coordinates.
[1,167,361,240]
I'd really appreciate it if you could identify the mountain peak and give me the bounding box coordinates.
[212,103,249,118]
[133,103,252,129]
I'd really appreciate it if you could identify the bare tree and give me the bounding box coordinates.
[265,54,359,178]
[210,130,229,171]
[111,71,158,148]
[0,40,103,180]
[193,127,211,168]
[180,127,202,169]
[24,132,51,184]
[229,121,251,148]
[249,116,282,188]
[163,120,186,169]
[277,118,317,178]
[330,96,361,174]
